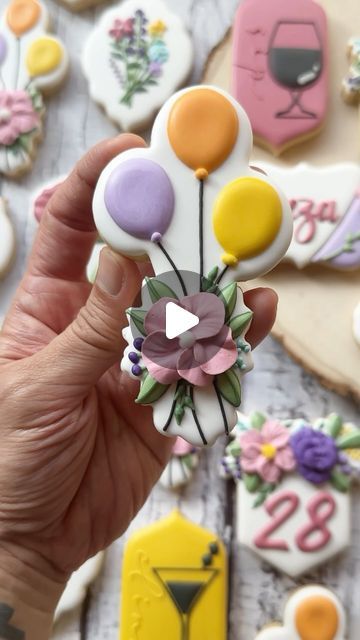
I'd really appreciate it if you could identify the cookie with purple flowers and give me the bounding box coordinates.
[82,0,193,132]
[221,412,360,577]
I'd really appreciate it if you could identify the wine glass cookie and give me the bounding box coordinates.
[119,511,227,640]
[232,0,329,155]
[342,37,360,105]
[0,197,15,278]
[0,0,69,177]
[93,85,293,446]
[255,585,346,640]
[221,412,360,577]
[82,0,194,132]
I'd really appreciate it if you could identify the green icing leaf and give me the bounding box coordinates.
[243,473,261,493]
[229,311,253,339]
[336,430,360,449]
[252,483,276,508]
[227,440,241,457]
[330,469,351,493]
[145,276,178,303]
[135,373,169,405]
[126,308,147,336]
[207,266,219,283]
[221,282,237,322]
[249,412,267,430]
[323,414,343,438]
[216,369,241,407]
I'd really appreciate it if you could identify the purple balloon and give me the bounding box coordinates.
[0,34,7,66]
[104,158,175,241]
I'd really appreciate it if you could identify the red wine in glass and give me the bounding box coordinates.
[269,21,323,118]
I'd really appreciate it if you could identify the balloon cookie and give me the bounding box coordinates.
[0,197,15,278]
[255,585,346,640]
[222,412,360,577]
[82,0,193,132]
[93,85,292,446]
[342,37,360,105]
[232,0,329,155]
[0,0,69,177]
[159,438,200,490]
[119,511,227,640]
[29,178,105,284]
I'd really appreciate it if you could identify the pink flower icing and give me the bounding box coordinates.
[172,437,195,456]
[240,420,296,483]
[142,293,238,387]
[0,90,40,146]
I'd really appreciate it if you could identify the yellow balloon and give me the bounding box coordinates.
[167,88,239,178]
[26,36,63,77]
[7,0,40,37]
[213,176,283,265]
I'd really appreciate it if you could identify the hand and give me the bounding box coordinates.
[0,135,278,634]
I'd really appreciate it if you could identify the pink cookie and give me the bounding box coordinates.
[232,0,329,155]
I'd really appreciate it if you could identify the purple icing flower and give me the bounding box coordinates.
[290,427,339,484]
[142,293,238,387]
[149,61,163,77]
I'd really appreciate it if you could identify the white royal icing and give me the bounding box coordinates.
[82,0,194,131]
[54,552,105,620]
[255,585,346,640]
[0,197,15,275]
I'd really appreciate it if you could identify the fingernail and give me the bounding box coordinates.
[96,248,124,296]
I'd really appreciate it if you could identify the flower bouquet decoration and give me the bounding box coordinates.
[0,0,68,176]
[93,85,293,447]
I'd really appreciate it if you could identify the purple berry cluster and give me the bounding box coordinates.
[128,337,144,377]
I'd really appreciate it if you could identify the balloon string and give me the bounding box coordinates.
[157,242,187,296]
[189,386,207,445]
[213,379,229,436]
[199,179,205,291]
[215,265,229,286]
[14,37,21,90]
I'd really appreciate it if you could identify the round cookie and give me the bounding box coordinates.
[93,85,293,446]
[255,585,346,640]
[0,197,15,278]
[82,0,194,132]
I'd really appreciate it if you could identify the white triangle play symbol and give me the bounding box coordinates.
[165,302,199,340]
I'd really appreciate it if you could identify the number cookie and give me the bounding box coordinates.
[93,85,292,447]
[255,585,346,640]
[221,412,360,576]
[0,0,68,177]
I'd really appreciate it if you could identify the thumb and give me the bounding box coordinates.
[45,248,142,390]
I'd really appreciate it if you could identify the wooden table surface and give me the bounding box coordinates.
[0,0,359,638]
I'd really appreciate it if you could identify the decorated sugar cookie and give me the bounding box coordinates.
[93,85,292,446]
[30,178,105,284]
[54,552,105,621]
[342,37,360,105]
[159,438,199,490]
[0,0,68,177]
[82,0,193,132]
[255,585,346,640]
[257,163,360,270]
[119,511,227,640]
[232,0,329,155]
[0,197,15,277]
[353,302,360,347]
[222,412,360,577]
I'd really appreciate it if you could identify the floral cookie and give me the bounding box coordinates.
[82,0,194,132]
[0,0,69,177]
[0,197,15,278]
[119,511,227,640]
[255,585,346,640]
[93,85,292,446]
[221,412,360,576]
[342,37,360,105]
[159,438,199,490]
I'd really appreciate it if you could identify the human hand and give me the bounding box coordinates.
[0,135,278,637]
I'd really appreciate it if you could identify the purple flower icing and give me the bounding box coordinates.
[290,427,338,484]
[104,158,175,241]
[313,192,360,268]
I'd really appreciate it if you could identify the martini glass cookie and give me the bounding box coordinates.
[0,197,15,278]
[232,0,329,155]
[93,85,292,446]
[255,585,346,640]
[221,412,360,577]
[82,0,193,132]
[0,0,69,177]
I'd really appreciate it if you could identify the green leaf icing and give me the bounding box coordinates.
[249,412,267,430]
[126,308,147,336]
[336,430,360,450]
[243,473,261,493]
[323,414,343,438]
[229,311,253,339]
[135,373,169,404]
[220,282,237,322]
[145,277,178,303]
[216,369,242,407]
[330,470,352,493]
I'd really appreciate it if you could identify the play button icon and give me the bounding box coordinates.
[165,302,199,340]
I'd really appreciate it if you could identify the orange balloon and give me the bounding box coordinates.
[295,595,339,640]
[7,0,41,37]
[167,88,239,176]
